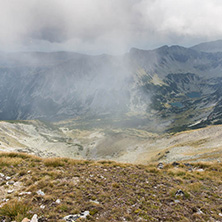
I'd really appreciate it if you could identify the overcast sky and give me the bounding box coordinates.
[1,0,222,54]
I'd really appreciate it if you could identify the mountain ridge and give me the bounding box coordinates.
[1,40,222,132]
[191,39,222,53]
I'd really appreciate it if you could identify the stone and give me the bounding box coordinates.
[19,191,32,196]
[38,217,47,222]
[184,163,192,168]
[6,181,15,185]
[22,218,30,222]
[0,173,4,177]
[197,209,203,215]
[63,214,80,221]
[63,211,90,221]
[40,205,45,209]
[172,162,180,167]
[175,189,184,197]
[157,162,164,169]
[196,168,204,172]
[56,199,61,204]
[80,211,90,218]
[5,176,11,180]
[90,199,100,204]
[30,214,38,222]
[7,190,14,194]
[37,190,45,196]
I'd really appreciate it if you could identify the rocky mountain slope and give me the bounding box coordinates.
[0,152,222,221]
[191,39,222,53]
[1,41,222,132]
[1,120,222,164]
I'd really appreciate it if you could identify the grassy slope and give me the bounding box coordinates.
[0,153,222,221]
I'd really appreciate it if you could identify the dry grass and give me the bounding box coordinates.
[0,200,31,222]
[43,157,66,167]
[0,152,222,221]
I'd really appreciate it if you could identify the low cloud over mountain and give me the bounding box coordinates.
[1,0,222,53]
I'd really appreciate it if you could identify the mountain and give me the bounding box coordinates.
[191,39,222,53]
[1,42,222,132]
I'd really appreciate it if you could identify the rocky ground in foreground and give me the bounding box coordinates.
[0,153,222,221]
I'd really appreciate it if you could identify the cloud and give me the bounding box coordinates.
[0,0,222,53]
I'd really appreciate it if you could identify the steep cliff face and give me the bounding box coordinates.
[1,42,222,131]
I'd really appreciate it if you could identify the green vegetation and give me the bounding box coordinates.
[0,152,222,221]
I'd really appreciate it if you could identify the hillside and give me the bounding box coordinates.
[1,42,222,132]
[0,152,222,221]
[191,40,222,53]
[1,120,222,164]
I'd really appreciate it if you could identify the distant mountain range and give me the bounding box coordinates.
[191,39,222,53]
[1,40,222,132]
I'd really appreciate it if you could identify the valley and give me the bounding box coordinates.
[0,119,222,164]
[1,40,222,164]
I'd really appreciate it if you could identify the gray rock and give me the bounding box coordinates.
[172,162,180,167]
[30,214,38,222]
[196,168,204,172]
[21,218,30,222]
[55,199,61,204]
[7,190,14,194]
[184,163,192,168]
[6,181,15,185]
[19,191,32,196]
[175,189,184,197]
[63,211,90,221]
[36,190,45,196]
[80,211,90,218]
[63,215,80,221]
[157,162,164,169]
[196,209,203,215]
[90,199,100,204]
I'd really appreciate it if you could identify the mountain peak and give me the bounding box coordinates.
[191,39,222,53]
